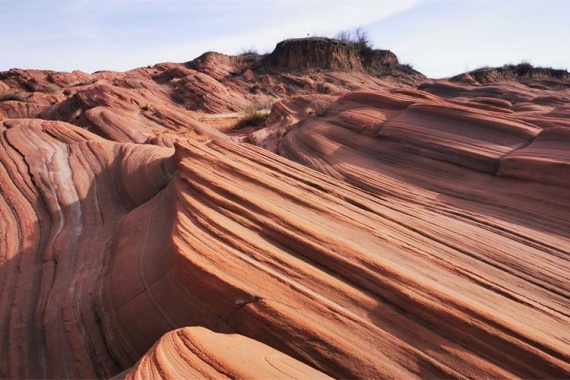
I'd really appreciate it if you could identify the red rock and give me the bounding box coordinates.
[188,52,243,81]
[499,126,570,186]
[0,41,569,379]
[114,327,331,379]
[269,37,364,71]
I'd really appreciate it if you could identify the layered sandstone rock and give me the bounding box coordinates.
[114,327,331,379]
[1,40,569,379]
[499,126,570,187]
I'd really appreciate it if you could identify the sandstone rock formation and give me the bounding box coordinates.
[459,63,570,84]
[268,37,364,71]
[114,327,331,379]
[0,38,569,379]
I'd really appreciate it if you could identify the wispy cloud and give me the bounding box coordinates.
[4,0,566,78]
[369,0,570,78]
[0,0,420,72]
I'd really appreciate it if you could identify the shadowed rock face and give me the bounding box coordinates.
[268,37,364,71]
[1,40,570,379]
[266,37,417,80]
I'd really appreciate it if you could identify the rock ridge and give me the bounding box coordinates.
[1,38,570,380]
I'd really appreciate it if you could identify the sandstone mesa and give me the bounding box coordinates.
[0,38,569,379]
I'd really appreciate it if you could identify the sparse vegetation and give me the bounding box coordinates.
[470,65,493,72]
[0,92,27,102]
[235,48,264,74]
[398,63,415,74]
[238,48,259,56]
[37,85,57,94]
[234,104,268,129]
[502,61,534,76]
[335,27,374,55]
[468,61,569,80]
[333,28,408,78]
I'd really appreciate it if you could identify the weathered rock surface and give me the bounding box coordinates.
[499,126,570,187]
[458,63,570,84]
[268,37,364,71]
[114,327,331,379]
[1,38,569,379]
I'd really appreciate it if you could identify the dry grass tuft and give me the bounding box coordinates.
[234,104,268,129]
[38,85,57,94]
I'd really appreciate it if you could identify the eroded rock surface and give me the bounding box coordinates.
[1,40,569,379]
[268,37,364,71]
[114,327,331,380]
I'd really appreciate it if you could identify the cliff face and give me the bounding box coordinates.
[267,37,424,81]
[361,49,399,74]
[456,63,570,84]
[268,37,364,71]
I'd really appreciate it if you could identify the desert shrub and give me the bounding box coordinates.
[235,48,264,74]
[335,30,352,43]
[499,61,535,77]
[398,63,415,73]
[239,48,259,56]
[38,85,57,94]
[514,61,534,75]
[234,104,268,129]
[541,67,570,79]
[0,92,27,102]
[352,27,373,54]
[471,65,492,72]
[335,27,374,55]
[468,62,568,80]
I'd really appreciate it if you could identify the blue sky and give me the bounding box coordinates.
[0,0,568,78]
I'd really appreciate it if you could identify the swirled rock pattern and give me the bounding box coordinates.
[1,43,570,379]
[113,327,331,380]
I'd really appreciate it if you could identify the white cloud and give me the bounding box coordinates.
[0,1,420,72]
[368,0,570,78]
[7,0,566,78]
[137,1,420,61]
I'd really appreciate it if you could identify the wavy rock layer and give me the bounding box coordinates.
[0,51,413,145]
[1,56,570,379]
[107,136,570,378]
[114,327,331,379]
[3,111,569,378]
[0,119,175,378]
